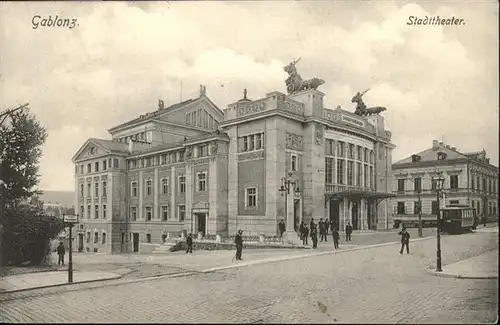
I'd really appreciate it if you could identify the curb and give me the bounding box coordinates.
[425,269,498,280]
[0,274,124,295]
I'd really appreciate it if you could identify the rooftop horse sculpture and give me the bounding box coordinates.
[351,89,387,116]
[284,58,325,94]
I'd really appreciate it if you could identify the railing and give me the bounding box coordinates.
[325,184,375,194]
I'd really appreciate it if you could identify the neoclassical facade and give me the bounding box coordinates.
[73,79,395,253]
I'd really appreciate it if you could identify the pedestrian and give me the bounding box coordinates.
[325,219,330,236]
[186,233,193,254]
[318,218,324,242]
[235,229,244,260]
[483,216,487,227]
[345,222,353,241]
[310,218,315,232]
[57,242,65,266]
[311,226,318,249]
[278,219,286,239]
[303,224,309,245]
[330,220,335,234]
[398,227,410,254]
[332,228,340,249]
[299,221,305,242]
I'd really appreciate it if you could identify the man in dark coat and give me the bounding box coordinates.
[325,220,330,236]
[57,242,65,266]
[310,218,315,232]
[332,228,340,249]
[399,227,410,254]
[303,225,309,245]
[345,222,353,241]
[186,233,193,254]
[330,220,335,233]
[319,218,327,242]
[299,221,305,242]
[235,229,244,260]
[278,219,286,239]
[311,226,318,249]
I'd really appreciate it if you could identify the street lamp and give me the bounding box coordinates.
[278,172,301,242]
[407,177,423,238]
[431,173,445,272]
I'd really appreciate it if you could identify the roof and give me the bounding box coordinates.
[108,98,198,132]
[394,145,466,165]
[89,138,129,154]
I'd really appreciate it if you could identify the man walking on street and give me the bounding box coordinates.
[299,221,305,243]
[303,224,309,245]
[318,218,324,242]
[186,233,193,254]
[310,218,315,232]
[57,242,65,266]
[345,222,353,241]
[235,229,244,260]
[311,225,318,249]
[399,227,410,254]
[332,228,340,249]
[278,219,286,239]
[325,219,330,236]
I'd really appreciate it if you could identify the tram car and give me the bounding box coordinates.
[441,205,477,234]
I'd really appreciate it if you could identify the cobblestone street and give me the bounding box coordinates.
[0,228,497,323]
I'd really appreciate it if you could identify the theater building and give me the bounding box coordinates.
[73,80,395,253]
[391,140,499,222]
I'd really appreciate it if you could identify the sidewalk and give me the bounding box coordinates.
[0,270,127,293]
[428,249,499,279]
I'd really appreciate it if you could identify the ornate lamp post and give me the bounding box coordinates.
[278,172,302,244]
[432,173,445,272]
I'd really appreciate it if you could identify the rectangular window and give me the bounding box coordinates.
[162,178,169,194]
[414,177,422,193]
[80,205,84,217]
[246,188,257,208]
[337,142,344,157]
[450,200,459,205]
[102,205,107,219]
[131,207,137,221]
[102,233,106,244]
[87,164,91,173]
[476,177,480,191]
[186,113,190,125]
[198,144,208,157]
[87,231,90,243]
[450,175,459,190]
[364,165,368,187]
[370,151,374,164]
[337,159,344,185]
[364,148,368,162]
[87,183,91,197]
[94,182,99,197]
[170,152,177,163]
[192,111,196,126]
[348,144,355,159]
[179,176,186,194]
[243,137,248,152]
[94,232,99,244]
[103,160,107,170]
[471,176,475,190]
[95,162,99,172]
[162,206,169,221]
[131,182,138,197]
[102,181,107,197]
[291,155,298,172]
[94,205,99,219]
[80,184,84,197]
[482,178,487,192]
[146,179,152,196]
[369,166,373,188]
[431,201,439,215]
[397,179,405,193]
[357,146,362,160]
[80,165,84,174]
[198,173,207,192]
[347,161,354,185]
[178,205,185,221]
[248,135,255,151]
[113,159,119,168]
[356,162,362,186]
[255,133,262,150]
[209,115,213,129]
[87,205,91,218]
[145,207,152,221]
[325,139,334,156]
[414,201,421,214]
[397,202,405,214]
[146,234,151,243]
[325,158,334,183]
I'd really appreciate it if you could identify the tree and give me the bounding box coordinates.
[0,106,63,266]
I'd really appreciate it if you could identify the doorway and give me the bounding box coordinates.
[351,201,359,230]
[162,234,167,243]
[78,234,84,252]
[133,233,139,253]
[329,200,340,231]
[293,199,300,231]
[197,213,206,235]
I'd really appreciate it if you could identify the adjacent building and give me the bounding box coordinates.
[73,80,395,253]
[391,140,499,223]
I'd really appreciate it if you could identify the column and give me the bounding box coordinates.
[227,127,238,235]
[185,162,193,233]
[107,172,113,221]
[138,170,144,220]
[170,167,176,224]
[265,119,279,235]
[208,157,218,235]
[154,168,159,220]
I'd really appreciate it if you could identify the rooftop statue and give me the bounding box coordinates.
[284,58,325,94]
[158,99,165,110]
[351,89,387,116]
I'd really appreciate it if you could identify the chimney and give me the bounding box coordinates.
[128,139,134,154]
[445,145,450,149]
[439,142,443,146]
[451,146,456,151]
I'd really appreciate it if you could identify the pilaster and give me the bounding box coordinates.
[139,170,143,220]
[208,157,217,235]
[185,161,193,233]
[170,166,176,222]
[227,127,238,235]
[302,122,325,221]
[108,172,112,220]
[265,118,280,232]
[154,168,159,220]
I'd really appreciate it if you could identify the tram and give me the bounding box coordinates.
[441,205,477,234]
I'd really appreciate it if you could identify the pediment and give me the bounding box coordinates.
[156,97,224,127]
[72,139,111,163]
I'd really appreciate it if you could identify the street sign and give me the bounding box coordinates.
[64,215,79,223]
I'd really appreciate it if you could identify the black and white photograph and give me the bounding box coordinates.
[0,1,498,323]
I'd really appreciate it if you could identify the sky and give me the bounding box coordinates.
[0,1,498,191]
